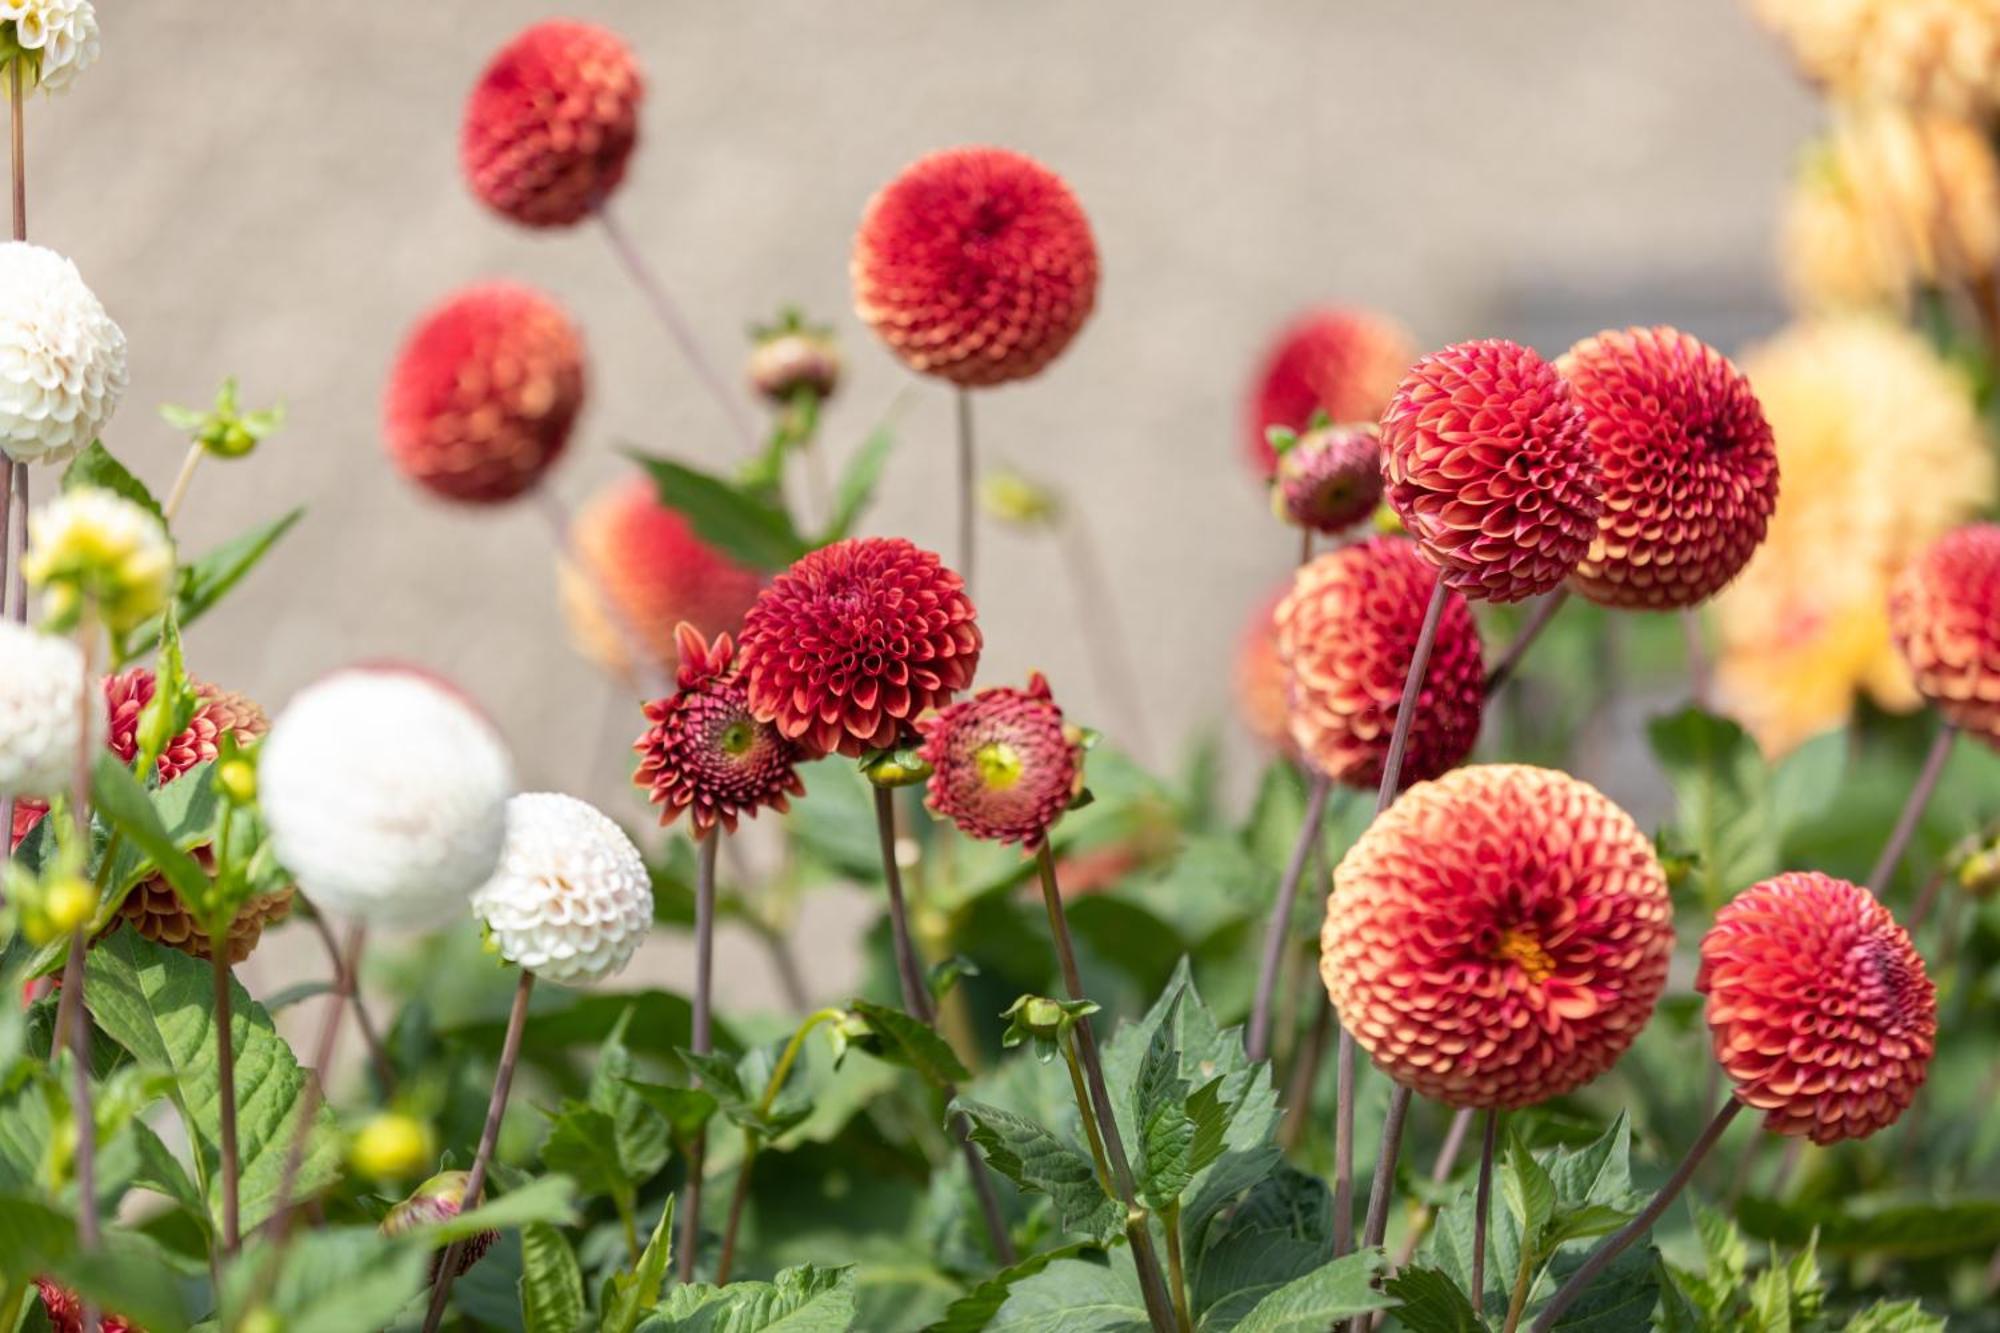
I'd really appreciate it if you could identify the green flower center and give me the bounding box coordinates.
[974,740,1024,791]
[719,719,757,758]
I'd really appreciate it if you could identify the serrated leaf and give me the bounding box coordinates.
[605,1197,675,1333]
[592,1008,672,1185]
[1382,1265,1480,1333]
[220,1229,427,1333]
[951,1098,1121,1244]
[539,1102,631,1205]
[924,1242,1098,1333]
[1534,1241,1659,1332]
[848,998,971,1086]
[638,1262,857,1332]
[983,1252,1149,1333]
[623,1079,721,1141]
[1501,1134,1556,1256]
[1844,1299,1949,1332]
[1227,1251,1393,1331]
[521,1221,588,1333]
[63,441,164,523]
[631,452,808,572]
[1648,708,1779,907]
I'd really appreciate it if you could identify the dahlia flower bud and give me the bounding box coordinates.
[470,792,653,985]
[1558,327,1779,610]
[1888,523,2000,745]
[32,1279,137,1333]
[1699,871,1936,1143]
[383,283,585,504]
[0,621,100,798]
[1380,339,1603,603]
[460,20,642,229]
[2,1,97,93]
[0,242,125,465]
[259,667,514,929]
[1270,423,1384,535]
[22,487,173,634]
[349,1111,437,1183]
[1274,538,1485,790]
[748,315,841,404]
[1242,307,1414,477]
[18,869,97,947]
[852,146,1098,387]
[160,377,284,462]
[634,624,804,836]
[382,1170,498,1283]
[1322,764,1673,1108]
[739,537,981,757]
[917,672,1082,850]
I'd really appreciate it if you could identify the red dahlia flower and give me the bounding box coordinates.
[34,1280,138,1333]
[383,283,585,504]
[1559,327,1779,609]
[917,672,1081,849]
[1700,872,1936,1143]
[1888,523,2000,746]
[1243,307,1414,476]
[634,624,805,836]
[1271,423,1384,534]
[1380,339,1603,603]
[1322,764,1673,1108]
[852,146,1098,387]
[1274,537,1484,790]
[461,20,642,229]
[739,537,981,757]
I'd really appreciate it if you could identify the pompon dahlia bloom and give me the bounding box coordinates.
[2,1,100,93]
[739,537,981,757]
[1748,0,2000,120]
[1558,327,1779,609]
[0,241,125,465]
[1889,524,2000,744]
[1271,424,1384,535]
[1233,586,1293,754]
[1379,339,1602,603]
[23,487,173,635]
[851,146,1098,387]
[634,624,804,835]
[559,475,762,683]
[383,283,584,504]
[917,672,1081,849]
[1322,764,1673,1109]
[382,1171,499,1283]
[259,667,513,929]
[1274,538,1484,790]
[0,621,98,798]
[460,20,642,229]
[470,792,653,984]
[1242,307,1414,477]
[32,1279,136,1333]
[1700,872,1936,1143]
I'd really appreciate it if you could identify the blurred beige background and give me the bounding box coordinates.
[26,2,1818,1002]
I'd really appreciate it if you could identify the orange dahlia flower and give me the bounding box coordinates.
[1243,308,1414,477]
[1889,523,2000,744]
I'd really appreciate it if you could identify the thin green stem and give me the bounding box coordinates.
[212,949,240,1255]
[1060,1032,1115,1197]
[715,1007,845,1284]
[679,832,718,1283]
[1163,1203,1194,1333]
[1500,1241,1536,1333]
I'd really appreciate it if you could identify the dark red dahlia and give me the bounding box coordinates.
[918,672,1081,849]
[1271,423,1384,534]
[34,1279,139,1333]
[1243,307,1414,476]
[738,537,981,757]
[460,20,643,229]
[635,624,806,836]
[852,146,1098,387]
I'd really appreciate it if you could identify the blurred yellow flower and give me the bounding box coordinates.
[1715,316,1995,753]
[22,487,174,635]
[1749,0,2000,120]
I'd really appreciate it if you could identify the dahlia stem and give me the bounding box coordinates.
[162,443,204,526]
[1681,607,1711,710]
[715,1006,845,1284]
[1869,725,1957,895]
[1059,1031,1115,1197]
[1472,1108,1497,1307]
[1163,1202,1194,1333]
[596,205,757,459]
[268,923,363,1241]
[8,57,22,243]
[61,615,100,1333]
[421,969,535,1333]
[870,783,1017,1266]
[1332,1024,1357,1259]
[1357,1083,1412,1255]
[1059,515,1155,763]
[1279,1002,1331,1154]
[1247,774,1333,1062]
[955,388,976,591]
[679,832,718,1283]
[1374,577,1449,820]
[1484,588,1569,694]
[1529,1099,1745,1333]
[534,488,671,700]
[212,948,241,1256]
[4,460,23,621]
[301,903,394,1093]
[1392,1106,1476,1267]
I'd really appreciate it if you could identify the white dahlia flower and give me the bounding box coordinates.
[0,619,99,798]
[1,0,99,92]
[23,486,172,633]
[471,792,653,985]
[0,242,124,465]
[259,667,514,929]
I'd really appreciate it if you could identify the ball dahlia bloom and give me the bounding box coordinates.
[0,241,125,465]
[1700,871,1936,1143]
[1242,307,1414,477]
[470,792,653,985]
[461,20,642,229]
[634,624,804,836]
[1233,586,1293,755]
[559,475,762,683]
[383,283,584,504]
[1558,327,1779,609]
[1271,424,1384,535]
[1889,523,2000,744]
[23,487,173,635]
[1380,339,1602,603]
[3,1,100,93]
[0,621,99,798]
[259,667,513,929]
[917,672,1081,849]
[1322,764,1673,1108]
[852,146,1098,387]
[739,537,981,757]
[1274,537,1484,790]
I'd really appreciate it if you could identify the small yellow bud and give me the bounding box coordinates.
[349,1112,436,1183]
[980,470,1062,529]
[217,758,258,805]
[43,876,99,936]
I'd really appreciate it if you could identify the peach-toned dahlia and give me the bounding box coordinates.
[739,537,981,756]
[1233,586,1293,754]
[852,146,1097,387]
[1322,764,1672,1108]
[383,283,585,504]
[1275,538,1485,790]
[1889,523,2000,744]
[1380,339,1603,603]
[634,624,805,836]
[1242,308,1414,477]
[33,1280,138,1333]
[1700,871,1935,1143]
[917,672,1081,849]
[1748,0,2000,120]
[559,475,763,683]
[460,20,642,229]
[115,865,294,966]
[1271,424,1384,535]
[1559,327,1779,610]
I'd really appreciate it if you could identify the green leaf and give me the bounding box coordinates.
[638,1262,857,1332]
[1227,1251,1393,1331]
[1648,708,1779,907]
[540,1102,632,1206]
[983,1252,1149,1333]
[90,752,209,903]
[521,1221,589,1333]
[1735,1193,2000,1259]
[623,1080,722,1142]
[591,1008,673,1185]
[822,423,896,543]
[0,1195,196,1332]
[1535,1241,1658,1332]
[127,507,305,653]
[63,441,164,523]
[428,1175,578,1243]
[925,1242,1099,1333]
[220,1229,427,1333]
[605,1196,675,1333]
[848,999,971,1087]
[1135,988,1195,1210]
[1844,1299,1949,1332]
[631,452,808,573]
[950,1097,1121,1244]
[1382,1265,1481,1333]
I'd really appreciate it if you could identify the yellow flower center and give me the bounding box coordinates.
[1496,928,1556,984]
[974,740,1023,791]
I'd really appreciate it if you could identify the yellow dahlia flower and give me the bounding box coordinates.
[1750,0,2000,120]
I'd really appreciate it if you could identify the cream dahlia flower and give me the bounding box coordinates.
[0,619,98,798]
[470,792,653,984]
[0,0,99,92]
[0,242,124,464]
[22,486,172,634]
[259,667,514,929]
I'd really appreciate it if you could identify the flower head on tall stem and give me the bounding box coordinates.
[0,241,122,465]
[635,624,805,836]
[917,672,1081,849]
[470,792,653,986]
[22,486,171,635]
[1243,307,1413,477]
[1889,523,2000,746]
[1270,422,1384,535]
[1,0,99,93]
